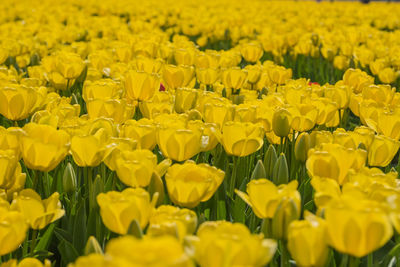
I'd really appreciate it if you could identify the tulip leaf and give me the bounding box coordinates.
[73,202,87,253]
[232,180,247,223]
[127,219,143,239]
[58,239,80,265]
[35,223,55,252]
[54,227,73,243]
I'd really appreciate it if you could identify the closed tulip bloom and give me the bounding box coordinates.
[133,56,164,74]
[103,138,137,171]
[375,110,400,141]
[174,87,198,114]
[307,143,367,185]
[245,64,262,84]
[222,67,247,90]
[267,65,292,85]
[125,70,160,101]
[234,104,257,123]
[10,189,65,229]
[288,212,329,267]
[86,98,136,124]
[148,205,197,239]
[368,135,400,167]
[70,128,109,167]
[106,235,194,267]
[20,123,70,172]
[187,121,219,152]
[295,132,311,162]
[236,179,301,219]
[189,221,276,267]
[157,127,202,162]
[119,119,157,150]
[0,85,42,121]
[97,188,157,234]
[82,79,122,101]
[0,127,24,158]
[0,163,26,201]
[378,67,397,84]
[165,161,225,208]
[241,42,264,63]
[325,199,393,258]
[196,68,219,85]
[288,104,318,132]
[0,204,28,256]
[162,64,185,89]
[139,100,173,119]
[203,103,235,129]
[272,108,291,137]
[115,149,157,188]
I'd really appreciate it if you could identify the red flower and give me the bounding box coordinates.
[308,82,320,86]
[159,83,166,91]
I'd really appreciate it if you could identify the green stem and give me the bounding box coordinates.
[339,254,349,267]
[229,156,238,198]
[279,240,289,267]
[30,229,38,256]
[349,256,360,267]
[367,253,373,267]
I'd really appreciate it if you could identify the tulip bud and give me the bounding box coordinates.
[63,162,77,194]
[84,236,103,255]
[272,109,291,137]
[264,145,277,179]
[148,172,165,206]
[251,160,266,180]
[271,199,299,240]
[294,132,311,162]
[273,153,289,185]
[90,175,104,211]
[127,219,143,239]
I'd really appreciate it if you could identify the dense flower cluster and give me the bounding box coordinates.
[0,0,400,266]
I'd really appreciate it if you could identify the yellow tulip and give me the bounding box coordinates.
[132,56,164,74]
[148,205,197,240]
[115,149,157,187]
[82,79,122,101]
[188,221,276,267]
[0,126,24,158]
[325,199,393,258]
[125,70,160,101]
[0,149,20,190]
[306,143,367,185]
[20,123,70,172]
[220,121,264,157]
[0,84,42,121]
[241,42,264,63]
[236,179,301,219]
[139,99,173,119]
[288,104,318,132]
[196,68,219,85]
[10,189,65,229]
[1,258,51,267]
[103,137,137,171]
[156,126,202,162]
[70,128,109,167]
[202,102,234,129]
[378,67,397,84]
[106,235,194,267]
[86,98,136,124]
[186,120,219,152]
[342,68,374,94]
[165,161,224,208]
[97,188,157,234]
[221,67,247,90]
[333,55,349,70]
[0,207,28,256]
[162,64,185,89]
[368,135,400,167]
[174,87,198,114]
[272,108,292,137]
[119,119,157,150]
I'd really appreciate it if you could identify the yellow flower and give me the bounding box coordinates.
[306,143,367,185]
[1,258,51,267]
[0,199,28,256]
[115,149,157,187]
[165,161,224,208]
[222,67,247,90]
[10,189,65,229]
[119,119,157,150]
[106,235,194,267]
[97,188,157,234]
[368,135,400,167]
[220,121,264,157]
[82,79,123,101]
[288,212,328,267]
[156,127,202,162]
[202,103,235,129]
[86,98,136,124]
[235,179,301,219]
[70,128,109,167]
[162,64,185,89]
[272,108,291,137]
[125,70,160,101]
[0,126,24,158]
[378,67,397,84]
[188,221,276,267]
[342,68,374,94]
[325,199,393,258]
[333,55,349,70]
[0,84,43,121]
[196,68,219,85]
[174,87,198,114]
[148,205,197,240]
[20,123,70,172]
[241,42,264,63]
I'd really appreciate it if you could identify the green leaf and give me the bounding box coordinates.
[35,224,55,252]
[73,201,87,253]
[58,240,79,265]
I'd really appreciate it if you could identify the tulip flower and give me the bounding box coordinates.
[11,189,65,229]
[220,121,264,157]
[119,118,157,150]
[97,188,157,234]
[20,123,70,172]
[368,135,400,167]
[174,87,198,114]
[165,161,224,208]
[187,221,276,267]
[125,70,160,101]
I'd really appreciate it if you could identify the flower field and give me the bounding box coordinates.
[2,0,400,266]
